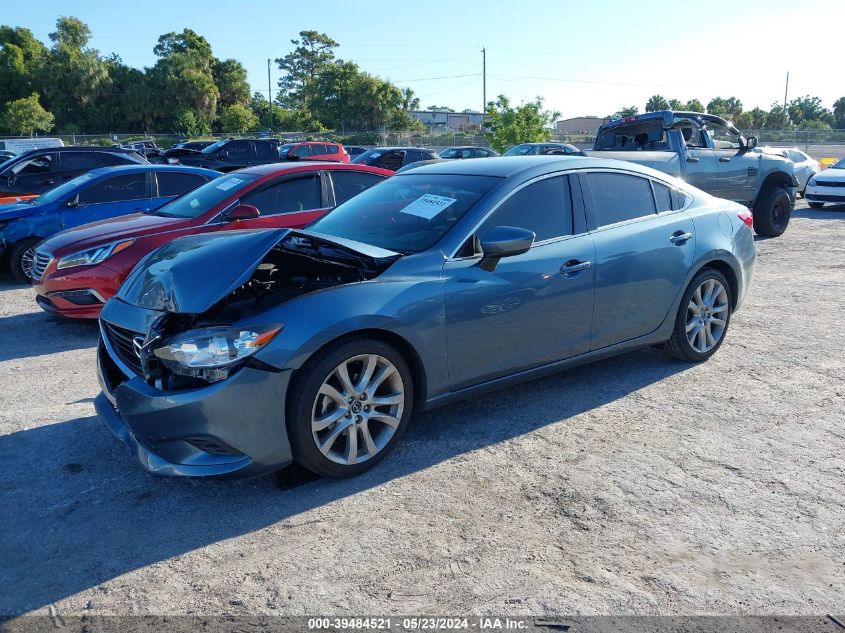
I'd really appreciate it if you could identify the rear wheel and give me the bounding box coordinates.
[807,201,824,209]
[666,269,732,362]
[286,337,414,478]
[9,237,42,283]
[753,186,792,237]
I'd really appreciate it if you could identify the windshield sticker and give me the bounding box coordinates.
[400,194,458,220]
[216,177,244,191]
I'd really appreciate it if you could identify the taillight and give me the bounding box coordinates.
[737,209,753,228]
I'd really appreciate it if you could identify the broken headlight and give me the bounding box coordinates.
[153,324,282,383]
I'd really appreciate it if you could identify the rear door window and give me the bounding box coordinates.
[380,151,405,171]
[78,173,151,204]
[291,145,312,158]
[156,172,208,197]
[59,152,102,172]
[587,172,657,226]
[254,142,276,159]
[242,174,322,215]
[223,140,251,159]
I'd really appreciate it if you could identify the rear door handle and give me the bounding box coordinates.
[560,260,592,276]
[719,157,731,163]
[670,231,693,245]
[686,157,700,163]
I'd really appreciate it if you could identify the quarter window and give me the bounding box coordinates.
[78,174,150,204]
[60,152,101,171]
[481,175,573,242]
[588,172,656,226]
[243,174,322,215]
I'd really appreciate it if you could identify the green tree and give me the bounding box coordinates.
[748,106,768,129]
[834,97,845,129]
[706,96,743,120]
[213,58,250,107]
[275,30,338,110]
[0,26,48,101]
[645,94,669,112]
[401,87,420,111]
[610,106,638,118]
[734,111,753,129]
[684,98,704,112]
[427,105,454,112]
[787,95,832,127]
[484,95,560,153]
[667,98,684,110]
[1,92,54,135]
[766,103,789,129]
[218,103,258,132]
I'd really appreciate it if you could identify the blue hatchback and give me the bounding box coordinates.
[0,164,219,281]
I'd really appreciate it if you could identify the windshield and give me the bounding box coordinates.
[350,149,385,164]
[201,140,227,154]
[832,158,845,170]
[308,174,501,253]
[439,148,459,158]
[503,144,536,156]
[34,173,96,205]
[152,174,259,218]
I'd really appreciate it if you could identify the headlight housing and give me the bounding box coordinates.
[57,239,135,270]
[807,177,817,187]
[153,324,282,383]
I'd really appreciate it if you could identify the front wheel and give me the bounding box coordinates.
[9,237,43,283]
[286,338,414,478]
[753,186,792,237]
[665,269,733,362]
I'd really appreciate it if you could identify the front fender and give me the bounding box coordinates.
[0,214,61,247]
[251,277,449,400]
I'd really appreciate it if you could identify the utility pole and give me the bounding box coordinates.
[783,71,789,129]
[481,47,486,116]
[267,59,273,133]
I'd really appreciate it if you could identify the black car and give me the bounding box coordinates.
[343,145,368,158]
[350,147,439,172]
[173,138,281,172]
[439,146,500,159]
[0,147,149,197]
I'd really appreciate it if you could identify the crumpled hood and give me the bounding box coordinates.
[0,202,41,223]
[117,228,399,314]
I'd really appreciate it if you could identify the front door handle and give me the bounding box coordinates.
[719,157,731,163]
[560,260,592,276]
[670,231,693,245]
[686,157,700,163]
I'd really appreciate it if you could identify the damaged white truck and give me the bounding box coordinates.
[589,111,797,237]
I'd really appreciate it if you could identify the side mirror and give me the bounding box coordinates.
[478,226,535,272]
[224,203,260,221]
[64,194,80,208]
[746,136,758,149]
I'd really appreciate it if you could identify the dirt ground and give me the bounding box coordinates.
[0,200,843,619]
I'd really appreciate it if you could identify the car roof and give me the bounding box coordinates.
[394,155,670,180]
[237,161,385,177]
[84,164,219,177]
[365,146,435,151]
[9,146,139,160]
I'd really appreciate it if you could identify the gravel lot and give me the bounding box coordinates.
[1,200,843,619]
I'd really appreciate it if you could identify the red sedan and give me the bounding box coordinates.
[32,162,391,319]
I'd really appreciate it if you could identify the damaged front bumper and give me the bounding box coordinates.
[96,331,294,479]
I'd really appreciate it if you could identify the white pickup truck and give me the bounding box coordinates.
[589,111,798,237]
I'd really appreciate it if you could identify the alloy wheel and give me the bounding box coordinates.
[686,278,729,354]
[311,354,405,466]
[20,247,36,279]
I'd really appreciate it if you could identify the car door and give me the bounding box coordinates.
[226,172,329,230]
[55,152,103,186]
[254,141,278,165]
[220,140,253,169]
[582,170,695,350]
[61,172,153,228]
[709,122,756,204]
[443,173,596,390]
[151,171,211,209]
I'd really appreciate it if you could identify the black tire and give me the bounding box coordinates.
[9,237,42,283]
[286,337,414,478]
[752,186,792,237]
[665,268,733,363]
[807,201,824,209]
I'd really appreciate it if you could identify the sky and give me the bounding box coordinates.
[5,0,844,120]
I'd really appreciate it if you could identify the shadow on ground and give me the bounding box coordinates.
[0,345,693,614]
